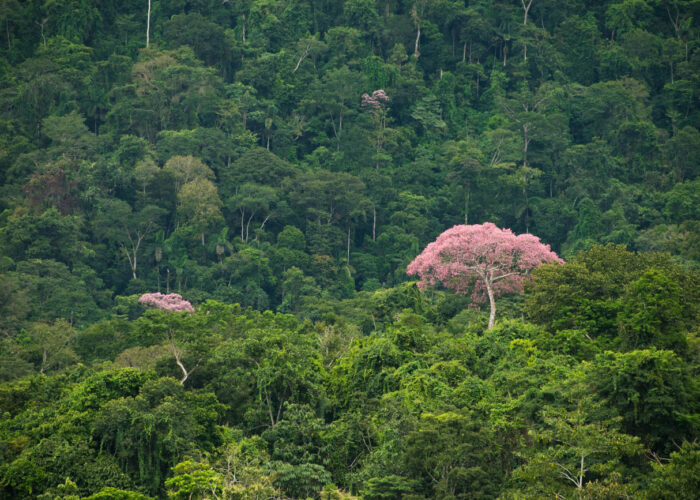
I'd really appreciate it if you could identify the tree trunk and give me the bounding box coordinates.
[245,211,257,242]
[347,226,351,266]
[414,22,421,58]
[486,279,496,330]
[293,42,311,73]
[522,124,530,168]
[132,245,138,278]
[175,355,189,384]
[464,182,471,224]
[521,0,533,60]
[169,338,191,385]
[146,0,151,48]
[240,209,245,240]
[372,206,377,241]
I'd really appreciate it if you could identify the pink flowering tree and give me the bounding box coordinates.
[407,223,563,329]
[138,292,197,384]
[138,292,194,312]
[361,89,392,170]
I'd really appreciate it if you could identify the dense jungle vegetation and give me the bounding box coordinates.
[0,0,699,498]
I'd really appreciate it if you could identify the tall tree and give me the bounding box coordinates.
[407,223,562,329]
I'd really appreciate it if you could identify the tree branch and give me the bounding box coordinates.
[292,42,312,73]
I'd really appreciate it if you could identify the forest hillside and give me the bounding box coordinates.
[0,1,698,498]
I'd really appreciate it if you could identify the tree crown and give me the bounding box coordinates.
[138,292,194,312]
[407,222,563,303]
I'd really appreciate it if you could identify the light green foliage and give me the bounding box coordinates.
[647,441,700,499]
[165,461,222,500]
[177,178,224,244]
[512,401,642,499]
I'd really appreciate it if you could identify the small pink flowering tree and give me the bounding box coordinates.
[138,292,196,383]
[138,292,194,312]
[361,89,391,170]
[407,223,563,329]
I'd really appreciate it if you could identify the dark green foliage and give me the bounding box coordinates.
[0,0,699,498]
[92,378,223,495]
[587,349,697,452]
[647,442,700,499]
[525,244,700,348]
[405,411,499,499]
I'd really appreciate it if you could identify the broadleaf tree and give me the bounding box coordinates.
[407,223,563,329]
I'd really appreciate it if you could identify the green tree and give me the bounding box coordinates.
[177,179,224,247]
[22,319,78,374]
[94,200,166,280]
[512,401,642,499]
[587,349,697,452]
[647,441,700,499]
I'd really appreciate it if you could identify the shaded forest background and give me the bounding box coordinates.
[0,1,698,499]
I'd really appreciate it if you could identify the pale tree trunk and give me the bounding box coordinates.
[121,224,152,280]
[168,335,196,385]
[146,0,151,48]
[522,123,530,167]
[121,243,138,279]
[240,209,245,240]
[464,182,471,224]
[175,353,190,384]
[372,206,377,241]
[414,22,421,58]
[264,392,284,428]
[245,209,258,242]
[521,0,533,60]
[293,42,312,73]
[412,3,421,58]
[667,6,680,39]
[36,18,47,48]
[555,453,587,489]
[485,279,496,330]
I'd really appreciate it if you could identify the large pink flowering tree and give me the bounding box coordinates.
[407,223,563,329]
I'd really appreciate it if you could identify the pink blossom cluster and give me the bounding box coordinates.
[361,89,389,110]
[407,222,563,303]
[138,292,194,312]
